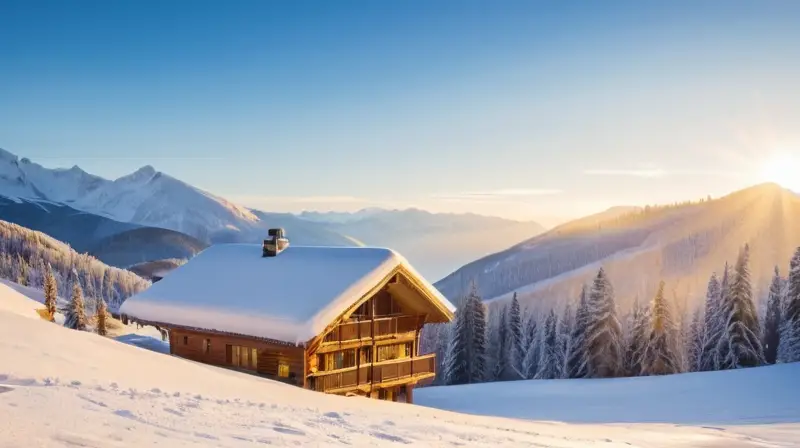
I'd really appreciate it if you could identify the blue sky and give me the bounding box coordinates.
[2,1,800,224]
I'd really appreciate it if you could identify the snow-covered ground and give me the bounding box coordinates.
[2,282,798,447]
[416,367,800,444]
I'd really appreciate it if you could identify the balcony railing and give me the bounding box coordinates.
[311,354,436,393]
[322,316,420,344]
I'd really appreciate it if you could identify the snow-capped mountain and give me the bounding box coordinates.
[436,183,800,312]
[0,148,262,242]
[0,148,543,278]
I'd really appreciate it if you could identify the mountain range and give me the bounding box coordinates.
[0,148,545,278]
[435,182,800,315]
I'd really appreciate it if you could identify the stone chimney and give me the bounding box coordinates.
[263,228,289,257]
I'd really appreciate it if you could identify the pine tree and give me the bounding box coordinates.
[555,303,573,378]
[508,292,525,378]
[687,307,704,371]
[584,268,624,378]
[63,278,87,331]
[43,263,58,321]
[698,271,724,371]
[763,266,783,364]
[444,283,487,384]
[716,244,764,369]
[522,314,540,379]
[566,285,590,378]
[642,281,681,375]
[95,297,109,336]
[490,305,512,380]
[624,297,650,376]
[780,247,800,363]
[535,309,560,379]
[471,289,488,382]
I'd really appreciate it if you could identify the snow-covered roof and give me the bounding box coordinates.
[120,244,455,344]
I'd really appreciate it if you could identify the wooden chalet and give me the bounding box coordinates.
[119,229,455,403]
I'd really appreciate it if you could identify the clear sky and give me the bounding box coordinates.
[2,1,800,225]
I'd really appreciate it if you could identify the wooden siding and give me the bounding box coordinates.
[169,328,305,386]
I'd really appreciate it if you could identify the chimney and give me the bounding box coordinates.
[263,228,289,257]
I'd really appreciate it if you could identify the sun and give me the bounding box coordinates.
[760,152,800,191]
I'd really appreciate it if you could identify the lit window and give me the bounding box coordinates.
[241,346,250,367]
[251,348,258,369]
[278,362,290,378]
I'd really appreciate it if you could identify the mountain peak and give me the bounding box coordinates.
[135,165,156,176]
[116,165,157,183]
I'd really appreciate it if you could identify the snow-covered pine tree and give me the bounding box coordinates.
[470,288,488,383]
[716,244,764,369]
[763,266,783,364]
[43,263,58,321]
[509,292,525,378]
[443,282,488,384]
[624,297,650,376]
[687,307,704,371]
[95,297,109,336]
[437,323,455,385]
[779,247,800,363]
[535,309,560,379]
[555,303,573,378]
[63,277,88,331]
[584,268,624,378]
[566,285,590,378]
[489,305,512,381]
[444,301,470,385]
[698,271,723,371]
[522,314,540,379]
[642,281,681,375]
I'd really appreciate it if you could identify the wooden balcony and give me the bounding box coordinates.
[310,354,436,393]
[322,316,420,344]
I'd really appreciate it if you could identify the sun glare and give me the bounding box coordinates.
[760,153,800,191]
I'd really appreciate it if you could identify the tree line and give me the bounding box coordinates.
[0,219,151,312]
[423,242,797,385]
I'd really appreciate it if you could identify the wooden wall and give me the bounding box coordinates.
[169,328,305,386]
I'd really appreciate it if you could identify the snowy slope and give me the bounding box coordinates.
[0,288,783,447]
[416,366,800,428]
[0,279,44,319]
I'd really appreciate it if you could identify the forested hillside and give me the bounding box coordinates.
[435,183,800,315]
[422,241,800,388]
[0,220,150,311]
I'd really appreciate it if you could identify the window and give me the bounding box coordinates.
[359,346,372,364]
[226,345,259,370]
[324,349,356,371]
[183,336,188,345]
[377,343,412,362]
[241,346,250,367]
[351,300,371,318]
[278,362,290,378]
[203,338,210,354]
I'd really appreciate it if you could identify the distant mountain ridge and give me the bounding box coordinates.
[0,148,546,278]
[298,208,546,279]
[435,183,800,314]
